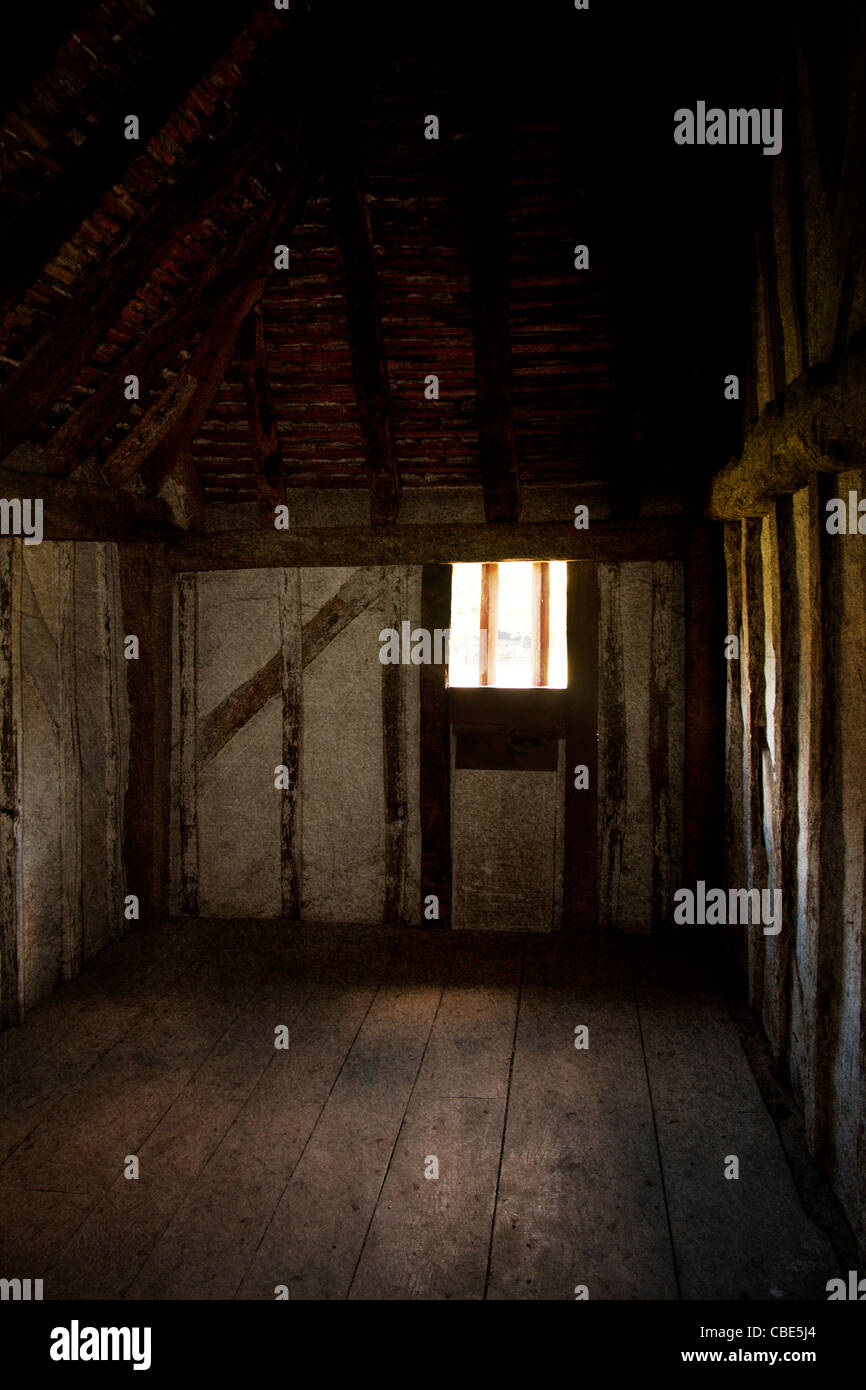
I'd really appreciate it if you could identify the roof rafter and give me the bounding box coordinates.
[0,0,263,321]
[326,143,400,525]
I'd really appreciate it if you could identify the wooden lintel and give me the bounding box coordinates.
[0,466,176,541]
[326,153,399,525]
[239,305,286,517]
[167,519,689,572]
[707,335,866,518]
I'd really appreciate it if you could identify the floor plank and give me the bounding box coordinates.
[0,924,843,1301]
[235,934,447,1300]
[349,936,523,1299]
[487,935,678,1300]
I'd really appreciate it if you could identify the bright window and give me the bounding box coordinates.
[449,561,567,688]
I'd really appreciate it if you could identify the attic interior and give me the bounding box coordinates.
[0,0,864,1302]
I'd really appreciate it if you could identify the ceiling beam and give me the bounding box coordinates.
[166,519,689,571]
[326,149,399,525]
[0,466,174,541]
[0,0,263,321]
[706,336,866,518]
[466,113,521,524]
[238,305,286,519]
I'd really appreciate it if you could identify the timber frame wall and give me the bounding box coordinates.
[708,5,866,1253]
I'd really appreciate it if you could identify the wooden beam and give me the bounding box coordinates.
[466,118,521,524]
[56,544,83,978]
[136,277,270,496]
[707,336,866,518]
[0,539,20,1029]
[198,566,387,769]
[0,0,262,322]
[176,574,199,917]
[532,560,550,686]
[382,568,409,923]
[326,153,399,525]
[239,305,286,518]
[101,373,200,490]
[277,568,302,918]
[168,519,689,571]
[683,526,725,891]
[41,186,299,481]
[0,466,175,541]
[127,138,319,498]
[563,562,599,931]
[419,563,452,927]
[0,118,279,460]
[118,543,173,929]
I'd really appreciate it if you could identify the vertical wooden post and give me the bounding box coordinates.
[0,539,20,1028]
[597,565,626,932]
[723,521,747,974]
[683,524,726,890]
[479,562,498,686]
[532,560,550,687]
[279,567,302,918]
[564,562,599,931]
[176,573,199,917]
[649,562,673,930]
[382,567,409,923]
[98,543,126,945]
[741,519,768,1012]
[420,563,452,927]
[119,542,171,930]
[56,544,83,976]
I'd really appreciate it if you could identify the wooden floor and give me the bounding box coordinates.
[0,922,840,1300]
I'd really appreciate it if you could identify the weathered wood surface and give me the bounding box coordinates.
[708,338,866,519]
[631,939,835,1299]
[0,0,263,324]
[741,520,769,1014]
[168,521,688,572]
[326,153,399,525]
[119,545,173,930]
[487,935,677,1299]
[197,566,387,769]
[0,539,20,1029]
[278,569,302,918]
[382,568,409,924]
[55,544,83,980]
[0,926,837,1298]
[0,467,174,542]
[137,277,272,497]
[419,564,452,927]
[239,306,286,515]
[597,566,626,932]
[564,562,598,931]
[683,529,724,892]
[176,575,199,917]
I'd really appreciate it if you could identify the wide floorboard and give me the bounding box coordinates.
[0,923,840,1300]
